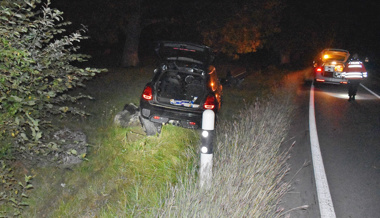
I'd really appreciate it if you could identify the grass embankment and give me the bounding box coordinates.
[20,67,200,217]
[18,65,299,217]
[155,74,297,217]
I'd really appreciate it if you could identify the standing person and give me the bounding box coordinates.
[348,80,360,101]
[343,53,368,101]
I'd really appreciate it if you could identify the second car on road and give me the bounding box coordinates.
[313,48,350,85]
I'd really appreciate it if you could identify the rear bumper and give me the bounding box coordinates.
[315,72,348,84]
[140,100,203,129]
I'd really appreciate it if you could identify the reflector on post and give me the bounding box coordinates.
[200,109,215,188]
[202,109,215,130]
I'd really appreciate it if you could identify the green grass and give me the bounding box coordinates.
[25,124,199,217]
[19,66,201,217]
[13,64,303,217]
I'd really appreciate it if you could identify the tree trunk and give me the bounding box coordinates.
[121,13,141,67]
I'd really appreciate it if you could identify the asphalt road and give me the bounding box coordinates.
[281,71,380,218]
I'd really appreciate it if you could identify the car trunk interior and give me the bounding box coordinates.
[156,70,206,107]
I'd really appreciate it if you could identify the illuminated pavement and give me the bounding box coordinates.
[281,71,380,218]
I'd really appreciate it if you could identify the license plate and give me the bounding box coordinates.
[324,66,334,72]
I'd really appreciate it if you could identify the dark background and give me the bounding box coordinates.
[52,0,380,68]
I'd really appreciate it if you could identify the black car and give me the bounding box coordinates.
[139,41,223,135]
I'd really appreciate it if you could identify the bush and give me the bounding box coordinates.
[0,1,105,215]
[0,161,33,216]
[0,0,105,156]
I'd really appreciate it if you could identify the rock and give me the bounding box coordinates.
[53,128,88,168]
[114,103,140,127]
[17,128,88,168]
[123,103,139,114]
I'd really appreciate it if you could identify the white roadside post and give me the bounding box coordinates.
[200,109,215,189]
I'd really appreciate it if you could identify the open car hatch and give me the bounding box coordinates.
[155,41,214,65]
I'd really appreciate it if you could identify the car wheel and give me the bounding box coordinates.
[139,116,161,136]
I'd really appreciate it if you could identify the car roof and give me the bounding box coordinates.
[155,41,214,65]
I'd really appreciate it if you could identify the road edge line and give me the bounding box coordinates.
[360,83,380,99]
[309,83,336,218]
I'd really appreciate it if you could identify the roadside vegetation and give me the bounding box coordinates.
[10,65,297,217]
[154,69,300,217]
[1,1,301,217]
[1,1,104,216]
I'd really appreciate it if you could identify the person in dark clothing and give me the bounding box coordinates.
[348,80,360,101]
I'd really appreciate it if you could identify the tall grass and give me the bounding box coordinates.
[152,71,298,217]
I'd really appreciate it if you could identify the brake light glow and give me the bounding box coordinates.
[189,122,196,126]
[316,67,323,72]
[316,79,325,82]
[203,95,215,110]
[335,65,343,72]
[153,116,160,120]
[142,86,153,100]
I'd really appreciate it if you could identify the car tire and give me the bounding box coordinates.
[139,116,161,136]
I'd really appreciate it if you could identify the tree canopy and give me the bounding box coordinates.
[198,0,283,59]
[51,0,380,66]
[52,0,285,65]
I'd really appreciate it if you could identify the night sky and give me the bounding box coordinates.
[52,0,380,66]
[286,0,380,55]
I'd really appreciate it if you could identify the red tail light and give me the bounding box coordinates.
[142,86,153,100]
[203,95,215,110]
[316,67,323,72]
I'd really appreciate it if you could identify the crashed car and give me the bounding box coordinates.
[139,41,223,135]
[313,48,350,84]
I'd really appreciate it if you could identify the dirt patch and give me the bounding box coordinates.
[18,128,88,169]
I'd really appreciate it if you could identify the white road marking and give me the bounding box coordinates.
[309,83,336,218]
[360,83,380,99]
